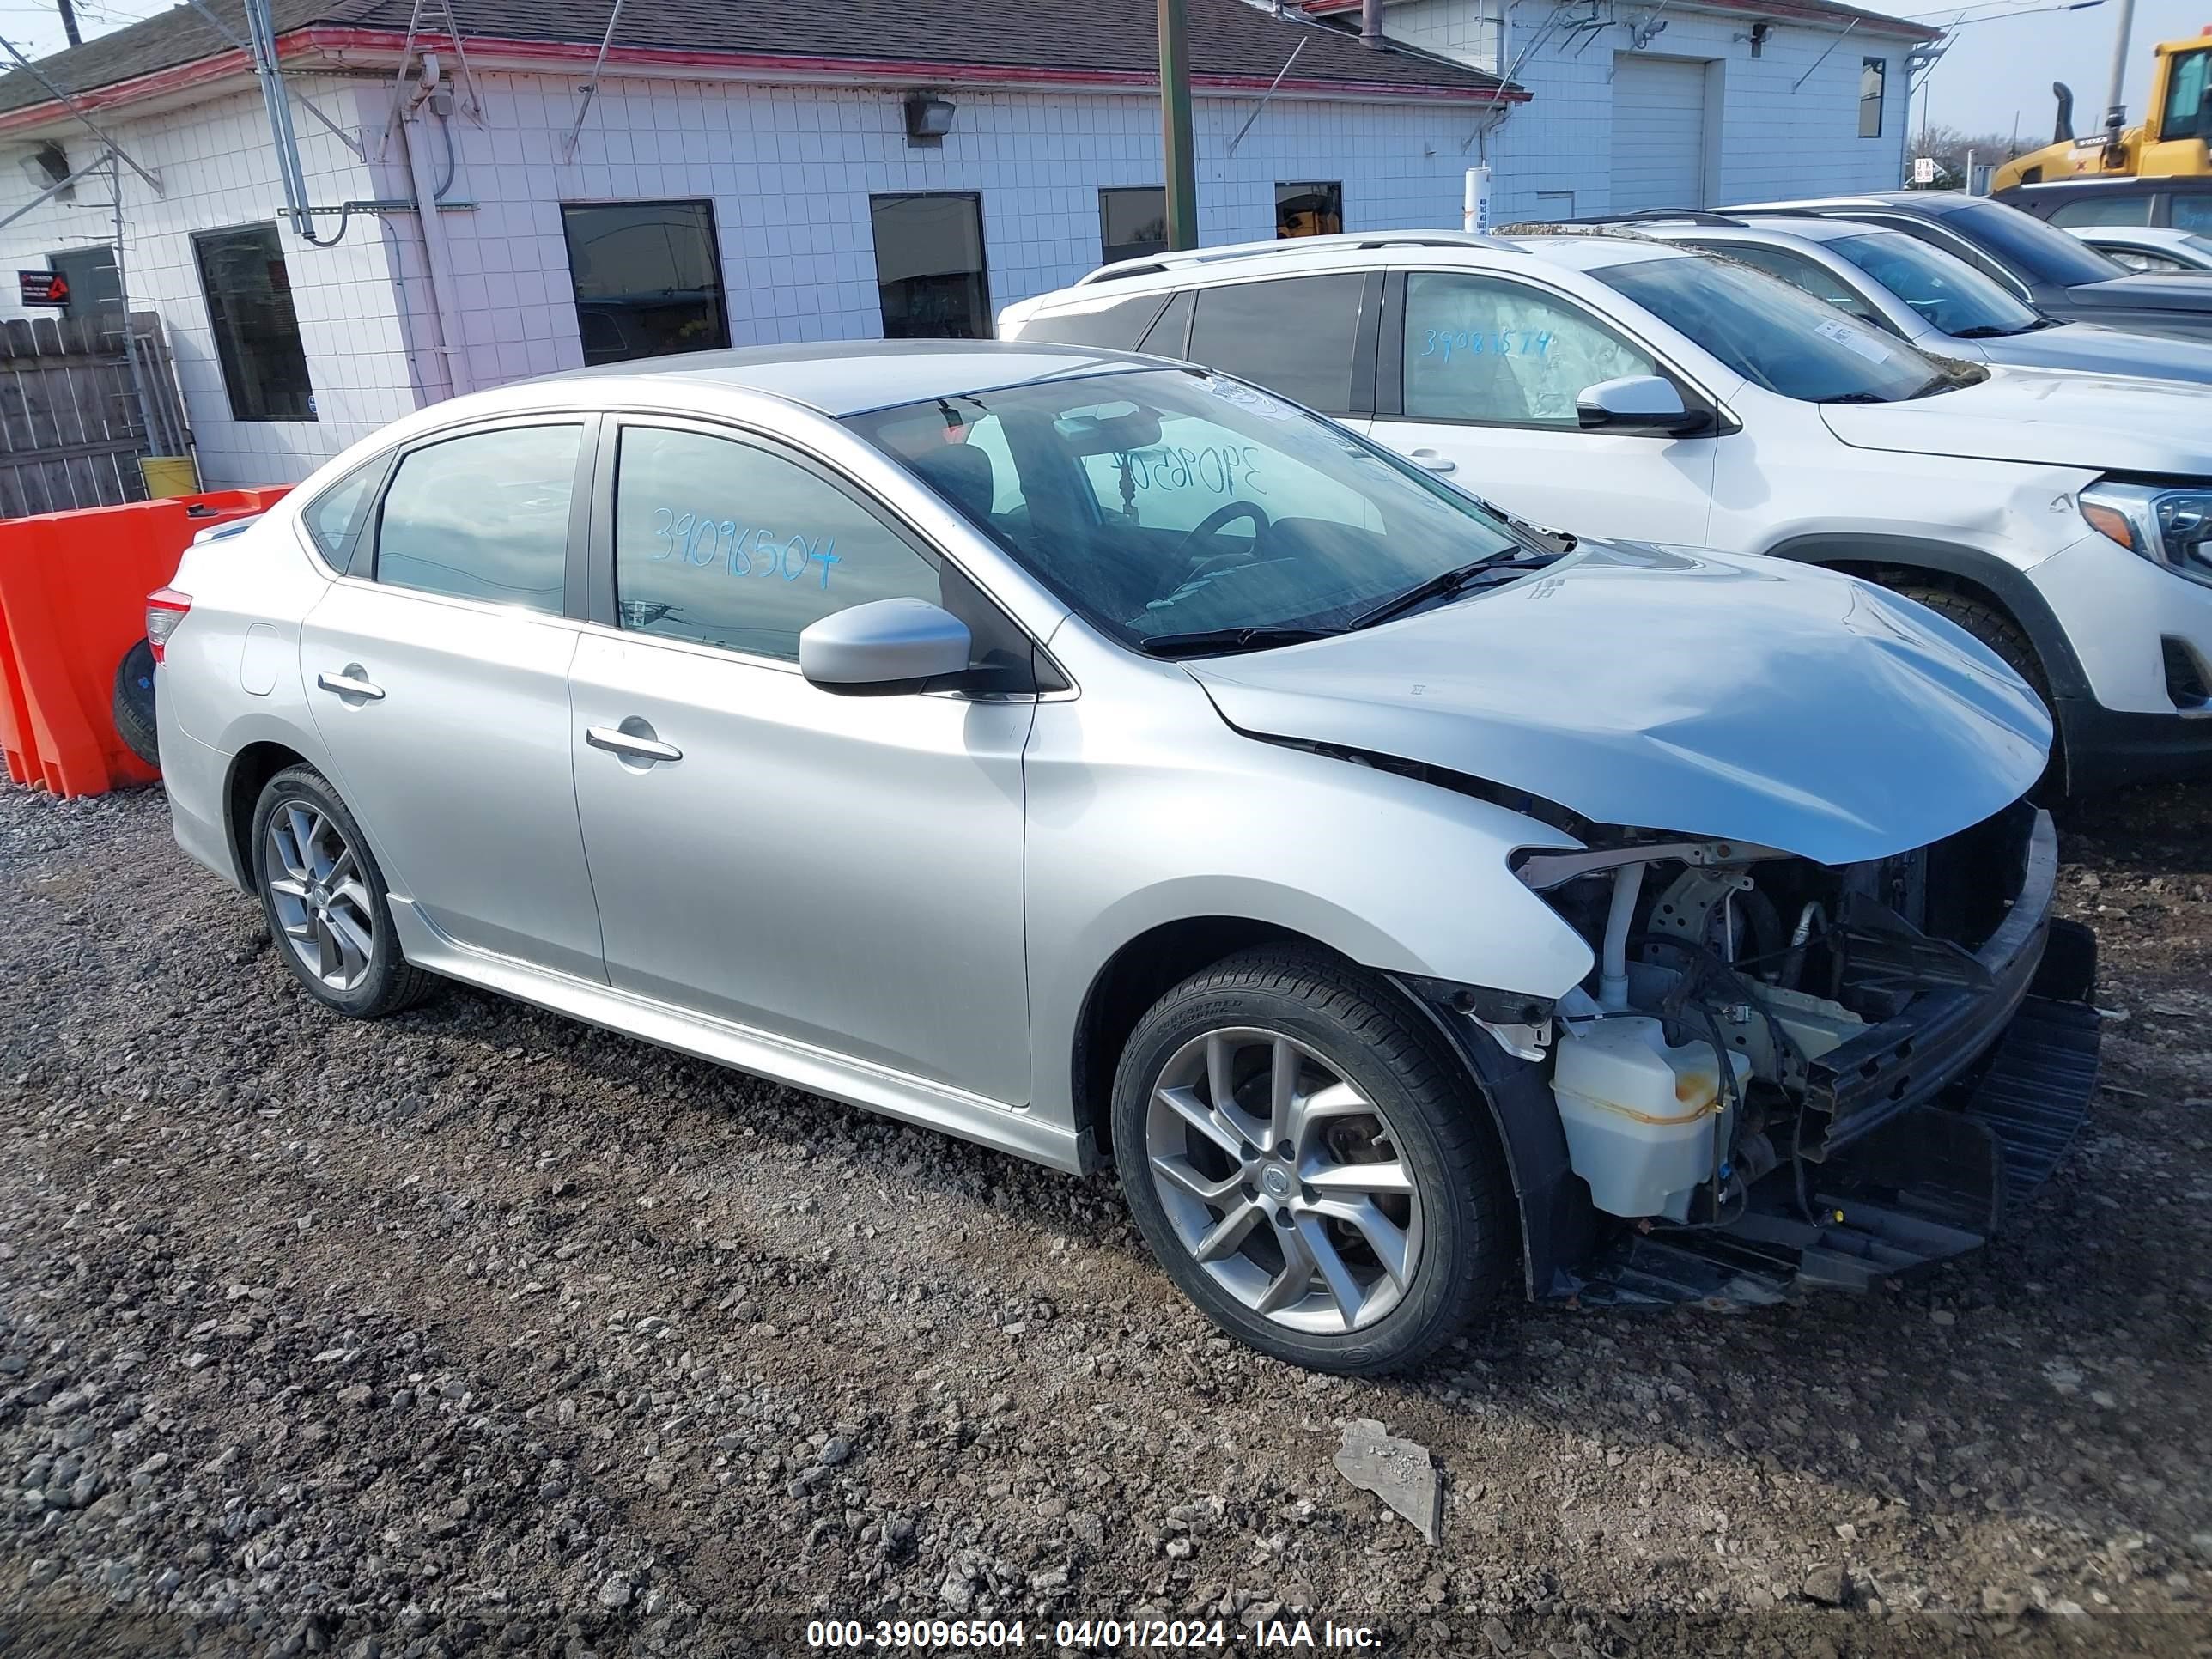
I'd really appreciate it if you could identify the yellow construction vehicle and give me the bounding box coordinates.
[1992,28,2212,190]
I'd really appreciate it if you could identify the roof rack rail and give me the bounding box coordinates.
[1576,208,1747,228]
[1073,229,1504,284]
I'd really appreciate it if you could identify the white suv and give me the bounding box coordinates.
[1001,232,2212,793]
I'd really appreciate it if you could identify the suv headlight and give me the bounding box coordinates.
[2080,481,2212,589]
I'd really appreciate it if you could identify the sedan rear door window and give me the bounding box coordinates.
[372,425,580,613]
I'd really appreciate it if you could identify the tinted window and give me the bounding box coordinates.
[612,425,942,661]
[1139,289,1194,356]
[561,202,730,367]
[1100,188,1167,264]
[303,456,386,570]
[374,426,580,612]
[1401,270,1656,425]
[2045,193,2155,228]
[193,223,315,422]
[1024,293,1171,350]
[847,368,1524,652]
[1599,255,1966,403]
[1944,202,2126,284]
[2177,196,2212,234]
[1859,58,1885,139]
[1278,181,1342,238]
[1826,232,2042,336]
[1186,275,1365,413]
[872,194,992,339]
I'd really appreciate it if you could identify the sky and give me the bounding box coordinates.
[0,0,2201,154]
[1860,0,2205,146]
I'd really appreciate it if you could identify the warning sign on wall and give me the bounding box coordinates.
[17,271,69,307]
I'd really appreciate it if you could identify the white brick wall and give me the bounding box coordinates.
[0,15,1911,489]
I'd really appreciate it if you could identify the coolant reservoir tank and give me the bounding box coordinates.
[1551,1016,1752,1224]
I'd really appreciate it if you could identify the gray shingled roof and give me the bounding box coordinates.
[0,0,1515,118]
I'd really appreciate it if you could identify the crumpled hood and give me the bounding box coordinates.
[1820,364,2212,476]
[1184,544,2050,865]
[1986,321,2212,389]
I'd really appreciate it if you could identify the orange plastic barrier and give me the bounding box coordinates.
[0,487,289,799]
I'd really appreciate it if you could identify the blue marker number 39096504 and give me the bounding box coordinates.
[650,507,840,589]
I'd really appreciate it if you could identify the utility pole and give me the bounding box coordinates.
[2099,0,2136,161]
[56,0,80,48]
[1158,0,1197,250]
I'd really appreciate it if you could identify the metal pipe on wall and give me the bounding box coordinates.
[398,86,471,398]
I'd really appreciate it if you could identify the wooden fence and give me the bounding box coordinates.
[0,311,193,519]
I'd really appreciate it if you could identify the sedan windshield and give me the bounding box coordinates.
[846,368,1532,652]
[1597,254,1972,403]
[1826,231,2044,337]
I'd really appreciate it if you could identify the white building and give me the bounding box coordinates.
[0,0,1930,490]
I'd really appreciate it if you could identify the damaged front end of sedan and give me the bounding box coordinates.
[1406,799,2098,1309]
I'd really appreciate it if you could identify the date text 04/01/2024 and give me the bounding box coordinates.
[803,1617,1384,1650]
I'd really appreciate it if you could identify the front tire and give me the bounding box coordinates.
[1110,947,1511,1375]
[250,764,433,1018]
[1895,585,2066,792]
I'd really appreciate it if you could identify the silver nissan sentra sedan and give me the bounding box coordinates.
[151,342,2097,1373]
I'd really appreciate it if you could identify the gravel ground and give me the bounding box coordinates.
[1,779,2208,1659]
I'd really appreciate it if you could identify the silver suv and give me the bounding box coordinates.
[153,343,2094,1372]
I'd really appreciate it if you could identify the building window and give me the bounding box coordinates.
[192,223,315,422]
[561,201,730,367]
[1860,58,1886,138]
[1099,187,1169,265]
[1277,182,1343,239]
[46,246,121,326]
[871,193,992,339]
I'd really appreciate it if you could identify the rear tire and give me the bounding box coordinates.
[1894,586,2064,793]
[112,640,158,768]
[1110,946,1511,1375]
[250,764,434,1019]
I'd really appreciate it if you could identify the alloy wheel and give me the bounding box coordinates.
[1143,1027,1423,1334]
[264,799,377,992]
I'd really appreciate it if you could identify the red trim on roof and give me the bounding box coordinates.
[1299,0,1937,37]
[0,22,1522,133]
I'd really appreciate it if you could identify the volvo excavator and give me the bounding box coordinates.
[1992,27,2212,190]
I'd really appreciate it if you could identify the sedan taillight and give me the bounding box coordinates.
[146,587,192,663]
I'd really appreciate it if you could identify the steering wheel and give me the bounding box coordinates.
[1176,501,1271,568]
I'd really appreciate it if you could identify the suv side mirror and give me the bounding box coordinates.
[1575,375,1706,435]
[799,598,973,696]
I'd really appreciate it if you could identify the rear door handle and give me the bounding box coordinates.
[1408,448,1456,474]
[316,669,385,701]
[586,724,683,764]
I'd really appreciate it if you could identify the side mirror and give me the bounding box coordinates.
[1575,374,1705,435]
[799,598,973,696]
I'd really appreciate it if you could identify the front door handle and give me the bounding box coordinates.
[1408,448,1456,474]
[316,668,385,701]
[586,723,683,764]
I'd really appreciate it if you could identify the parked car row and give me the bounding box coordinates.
[155,190,2201,1374]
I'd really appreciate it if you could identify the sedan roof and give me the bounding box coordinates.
[1726,191,1977,215]
[540,339,1150,416]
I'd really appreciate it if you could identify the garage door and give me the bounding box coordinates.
[1611,56,1708,213]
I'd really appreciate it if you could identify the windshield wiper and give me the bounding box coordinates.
[1812,391,1889,404]
[1948,325,2014,339]
[1139,625,1340,659]
[1346,553,1552,633]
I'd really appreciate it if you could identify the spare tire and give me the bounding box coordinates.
[112,638,159,768]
